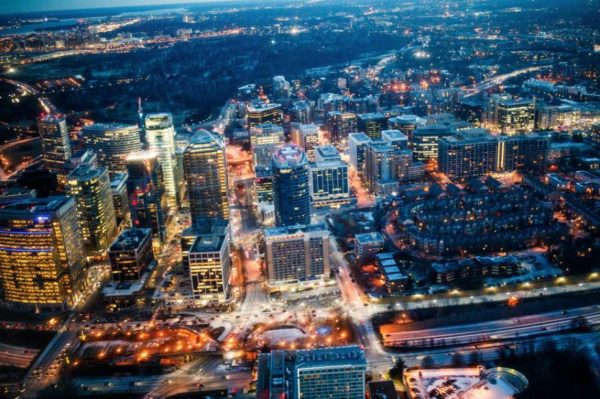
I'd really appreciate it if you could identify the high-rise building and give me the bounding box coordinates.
[498,134,550,173]
[247,101,283,127]
[110,172,129,226]
[126,152,166,242]
[188,222,231,302]
[257,346,367,399]
[290,123,320,161]
[290,100,313,124]
[0,196,84,311]
[66,163,118,253]
[250,123,285,170]
[264,224,330,283]
[437,129,499,180]
[411,125,455,163]
[37,114,72,173]
[144,113,179,205]
[309,146,349,207]
[497,98,535,135]
[348,132,372,175]
[365,140,398,196]
[381,129,409,151]
[81,123,142,173]
[108,228,154,282]
[272,145,310,227]
[326,111,357,143]
[388,114,424,138]
[184,130,229,228]
[358,113,388,140]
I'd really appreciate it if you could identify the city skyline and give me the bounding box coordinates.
[0,0,598,398]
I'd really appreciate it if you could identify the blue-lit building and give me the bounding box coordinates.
[272,144,310,226]
[257,346,367,399]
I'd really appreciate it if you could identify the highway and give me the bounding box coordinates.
[382,305,600,347]
[0,343,38,368]
[462,65,551,98]
[398,331,600,368]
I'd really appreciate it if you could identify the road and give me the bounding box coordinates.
[0,343,38,368]
[382,305,600,347]
[330,238,394,379]
[462,65,551,98]
[398,331,600,368]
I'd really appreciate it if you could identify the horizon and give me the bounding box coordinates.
[0,0,261,16]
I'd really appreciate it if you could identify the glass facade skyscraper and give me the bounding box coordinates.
[0,196,84,311]
[183,130,229,228]
[272,144,310,227]
[144,113,179,206]
[82,123,142,174]
[37,113,72,172]
[66,163,118,253]
[126,151,167,242]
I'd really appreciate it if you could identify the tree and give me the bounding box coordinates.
[468,351,482,365]
[451,352,465,367]
[421,355,435,368]
[389,358,406,381]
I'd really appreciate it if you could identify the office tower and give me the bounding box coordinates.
[188,222,230,302]
[257,346,367,399]
[348,132,372,175]
[381,129,408,151]
[272,75,291,100]
[357,112,388,140]
[410,125,455,162]
[144,113,179,205]
[456,100,485,126]
[290,123,320,161]
[365,140,398,196]
[309,146,349,207]
[37,114,72,173]
[110,172,129,226]
[388,114,424,138]
[497,98,535,135]
[246,101,283,127]
[290,100,313,124]
[37,114,71,172]
[498,134,550,173]
[126,152,166,242]
[81,123,142,173]
[184,130,229,228]
[264,224,330,283]
[108,228,154,282]
[437,129,498,181]
[250,123,285,170]
[326,111,357,143]
[0,196,84,311]
[66,163,118,253]
[272,144,310,227]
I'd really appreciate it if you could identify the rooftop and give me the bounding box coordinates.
[264,223,328,237]
[272,144,307,168]
[110,228,152,252]
[315,145,341,162]
[355,231,384,244]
